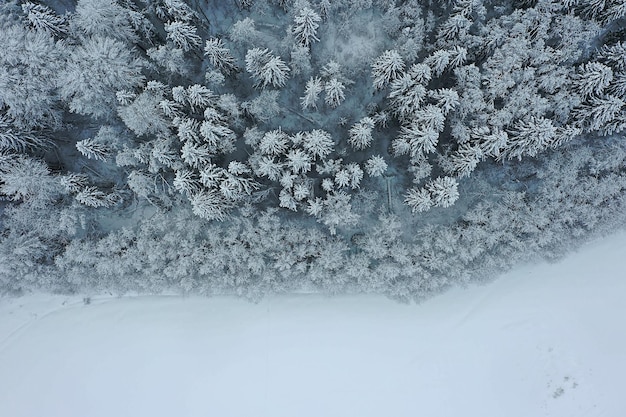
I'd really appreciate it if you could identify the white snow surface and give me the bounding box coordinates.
[1,232,626,417]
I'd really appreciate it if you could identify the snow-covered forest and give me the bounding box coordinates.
[1,0,626,300]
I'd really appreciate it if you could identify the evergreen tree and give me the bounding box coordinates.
[59,36,145,118]
[204,38,238,75]
[292,7,321,48]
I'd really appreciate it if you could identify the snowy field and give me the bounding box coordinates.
[1,233,626,417]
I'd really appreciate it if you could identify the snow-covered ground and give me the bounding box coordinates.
[1,232,625,417]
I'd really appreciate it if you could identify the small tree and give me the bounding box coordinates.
[325,78,345,108]
[348,117,376,150]
[301,77,323,110]
[365,155,388,177]
[229,17,259,45]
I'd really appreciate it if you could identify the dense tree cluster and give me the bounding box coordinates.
[1,0,625,301]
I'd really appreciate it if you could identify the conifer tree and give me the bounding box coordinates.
[204,38,238,75]
[21,2,68,36]
[292,7,321,48]
[165,21,202,51]
[324,78,345,108]
[372,50,405,90]
[348,117,376,150]
[301,77,323,110]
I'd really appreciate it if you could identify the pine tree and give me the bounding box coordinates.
[181,141,212,168]
[165,21,202,51]
[75,186,112,208]
[317,192,359,235]
[578,0,609,19]
[364,155,388,177]
[0,114,47,151]
[404,187,432,213]
[279,188,298,211]
[302,129,334,159]
[60,173,90,193]
[319,0,331,20]
[574,62,613,98]
[126,170,154,198]
[260,56,291,88]
[229,17,259,45]
[397,122,440,157]
[436,15,471,44]
[241,90,281,122]
[598,41,626,71]
[199,163,224,188]
[602,1,626,23]
[118,88,170,136]
[346,163,363,189]
[372,50,405,90]
[0,25,65,128]
[72,0,138,43]
[450,143,482,178]
[199,117,236,154]
[175,117,200,142]
[505,116,556,160]
[425,50,451,77]
[293,7,321,48]
[287,149,312,174]
[59,36,145,118]
[253,156,283,181]
[576,95,625,132]
[159,99,182,118]
[259,128,290,156]
[473,127,508,158]
[190,190,232,221]
[76,138,110,161]
[426,176,459,208]
[173,169,201,196]
[204,38,238,75]
[0,156,55,203]
[245,47,270,79]
[155,0,197,23]
[348,117,375,150]
[334,169,351,188]
[186,84,215,110]
[21,2,68,36]
[414,105,445,132]
[325,78,345,108]
[388,73,427,121]
[293,182,310,201]
[148,45,190,75]
[301,77,323,110]
[608,73,626,98]
[448,46,468,69]
[245,48,291,88]
[430,88,460,115]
